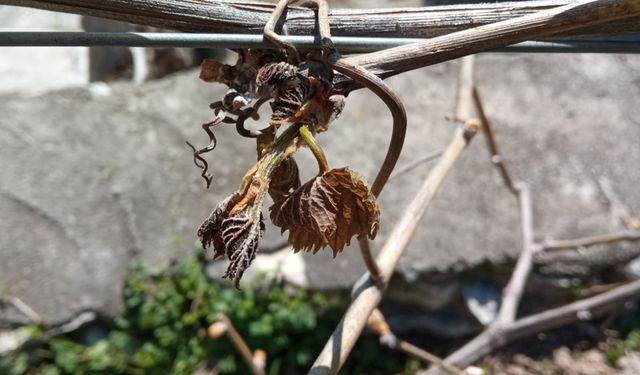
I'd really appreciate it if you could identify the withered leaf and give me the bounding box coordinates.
[270,167,380,256]
[198,192,242,259]
[255,62,303,87]
[270,84,309,127]
[220,209,265,288]
[199,59,228,83]
[198,191,265,289]
[268,157,301,203]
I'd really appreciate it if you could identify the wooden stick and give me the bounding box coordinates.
[308,122,479,375]
[5,0,639,39]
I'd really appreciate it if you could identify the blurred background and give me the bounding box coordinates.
[1,1,640,374]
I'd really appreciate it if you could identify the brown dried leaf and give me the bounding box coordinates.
[197,190,265,289]
[255,62,303,87]
[270,84,309,127]
[270,167,380,256]
[220,209,265,288]
[199,59,227,83]
[197,192,242,259]
[268,158,301,203]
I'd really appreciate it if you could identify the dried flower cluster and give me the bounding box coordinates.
[190,51,380,288]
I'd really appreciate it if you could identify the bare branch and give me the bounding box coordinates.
[45,311,96,337]
[368,309,462,375]
[472,87,516,193]
[399,341,462,375]
[4,0,639,39]
[541,229,640,251]
[588,282,625,294]
[422,279,640,374]
[494,183,535,326]
[308,122,479,375]
[455,56,476,123]
[341,0,640,85]
[420,63,640,372]
[1,296,43,324]
[388,150,443,181]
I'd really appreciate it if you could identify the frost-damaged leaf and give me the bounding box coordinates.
[268,157,301,203]
[270,84,309,127]
[200,50,282,98]
[270,167,380,256]
[197,190,266,289]
[220,207,265,288]
[197,192,242,259]
[199,59,227,83]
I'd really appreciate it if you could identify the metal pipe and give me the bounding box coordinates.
[0,32,639,54]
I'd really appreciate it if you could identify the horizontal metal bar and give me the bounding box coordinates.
[0,32,639,54]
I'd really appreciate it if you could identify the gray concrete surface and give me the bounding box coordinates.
[0,6,88,94]
[1,53,639,325]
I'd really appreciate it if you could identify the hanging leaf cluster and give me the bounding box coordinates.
[189,51,379,288]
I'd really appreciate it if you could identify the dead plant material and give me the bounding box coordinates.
[270,167,380,255]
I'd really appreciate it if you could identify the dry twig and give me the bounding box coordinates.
[540,229,640,252]
[1,295,43,324]
[368,308,461,375]
[388,150,443,181]
[208,313,266,375]
[495,183,535,325]
[455,55,476,122]
[472,87,516,193]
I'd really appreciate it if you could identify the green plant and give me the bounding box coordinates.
[0,251,412,374]
[605,330,640,365]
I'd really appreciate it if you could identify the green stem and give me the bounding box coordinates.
[299,125,330,173]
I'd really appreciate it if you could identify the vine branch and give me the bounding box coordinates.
[4,0,639,38]
[4,1,640,93]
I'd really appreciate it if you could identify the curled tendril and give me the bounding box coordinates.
[187,109,227,188]
[189,93,275,187]
[186,141,213,188]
